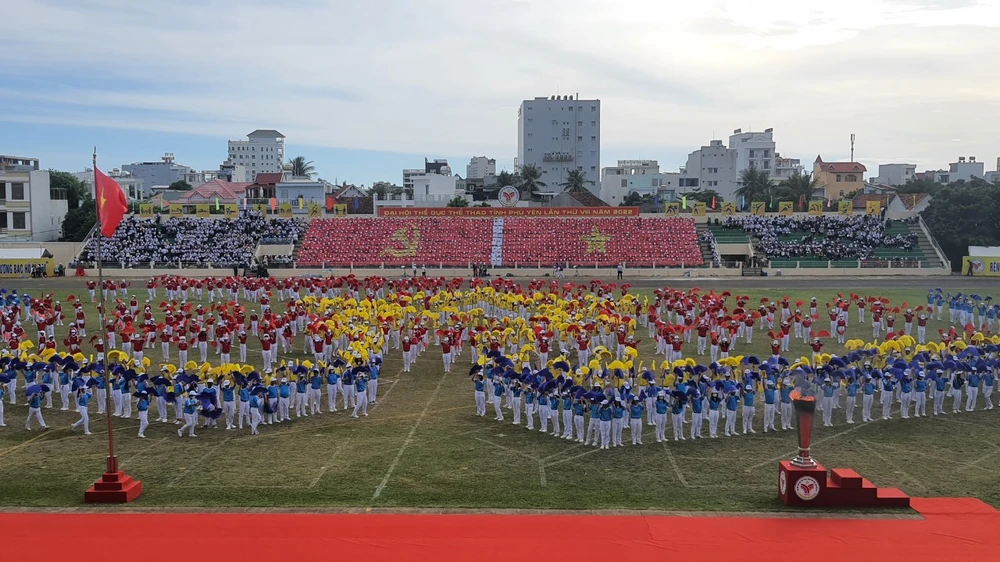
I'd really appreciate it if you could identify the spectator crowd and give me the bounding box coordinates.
[81,211,305,267]
[721,215,917,261]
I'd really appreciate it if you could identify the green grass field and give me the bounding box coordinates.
[1,282,999,511]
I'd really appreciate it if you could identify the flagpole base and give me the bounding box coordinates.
[84,456,142,504]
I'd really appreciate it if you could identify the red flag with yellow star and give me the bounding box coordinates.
[95,167,128,237]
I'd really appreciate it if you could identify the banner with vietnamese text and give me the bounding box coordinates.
[376,206,641,218]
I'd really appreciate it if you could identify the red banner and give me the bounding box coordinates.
[376,206,641,218]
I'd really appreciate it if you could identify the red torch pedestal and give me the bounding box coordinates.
[779,398,909,509]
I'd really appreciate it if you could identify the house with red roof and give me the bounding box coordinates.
[177,179,253,204]
[813,155,866,200]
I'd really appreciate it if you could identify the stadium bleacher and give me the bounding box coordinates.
[80,212,305,267]
[296,217,493,267]
[720,215,929,268]
[296,216,702,268]
[501,217,701,267]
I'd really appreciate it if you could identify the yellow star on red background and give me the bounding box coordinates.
[580,226,611,255]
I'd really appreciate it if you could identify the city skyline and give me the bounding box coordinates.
[1,0,999,186]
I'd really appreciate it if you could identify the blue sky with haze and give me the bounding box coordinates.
[1,0,998,185]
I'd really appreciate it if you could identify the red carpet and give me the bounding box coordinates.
[2,498,996,561]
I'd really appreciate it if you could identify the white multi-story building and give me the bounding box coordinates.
[730,129,776,175]
[682,140,739,200]
[923,156,986,184]
[871,163,917,186]
[0,155,68,242]
[682,128,798,203]
[773,152,805,181]
[122,153,191,197]
[227,129,285,181]
[599,160,680,205]
[75,168,146,200]
[517,94,601,193]
[411,173,458,204]
[403,158,451,192]
[466,156,496,179]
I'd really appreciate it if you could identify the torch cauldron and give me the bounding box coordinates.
[791,394,818,469]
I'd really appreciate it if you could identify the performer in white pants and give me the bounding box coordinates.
[653,394,668,442]
[983,371,995,410]
[561,395,573,439]
[178,393,199,437]
[741,385,756,434]
[249,392,263,435]
[137,392,150,438]
[70,388,93,435]
[511,385,522,425]
[573,402,584,442]
[473,376,486,416]
[724,391,739,437]
[914,374,928,417]
[845,379,858,424]
[965,373,980,412]
[352,375,369,418]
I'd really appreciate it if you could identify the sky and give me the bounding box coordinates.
[1,0,999,186]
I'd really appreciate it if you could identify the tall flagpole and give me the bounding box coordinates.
[93,147,118,474]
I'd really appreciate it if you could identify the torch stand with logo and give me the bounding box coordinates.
[779,395,911,509]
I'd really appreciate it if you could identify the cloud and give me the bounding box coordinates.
[2,0,999,176]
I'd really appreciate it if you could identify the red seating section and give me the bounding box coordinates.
[297,216,702,268]
[502,217,701,267]
[297,218,492,267]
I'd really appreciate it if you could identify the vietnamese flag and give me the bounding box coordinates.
[95,167,128,237]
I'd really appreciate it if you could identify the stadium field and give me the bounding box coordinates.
[0,280,998,512]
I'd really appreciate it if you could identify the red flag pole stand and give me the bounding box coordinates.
[84,455,142,503]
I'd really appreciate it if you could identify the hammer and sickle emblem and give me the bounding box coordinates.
[382,225,421,257]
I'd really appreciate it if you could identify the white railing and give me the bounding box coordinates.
[917,216,951,270]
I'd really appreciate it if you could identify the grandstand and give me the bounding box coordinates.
[717,215,944,269]
[77,212,306,267]
[71,206,952,274]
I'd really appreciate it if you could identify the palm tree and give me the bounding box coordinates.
[496,170,517,188]
[559,169,594,193]
[735,166,773,209]
[288,156,316,178]
[686,188,721,205]
[518,164,546,200]
[779,172,820,210]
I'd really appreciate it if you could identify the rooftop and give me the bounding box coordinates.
[178,180,252,202]
[248,129,285,138]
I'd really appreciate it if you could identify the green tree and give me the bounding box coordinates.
[446,196,470,207]
[620,192,655,207]
[518,164,546,201]
[60,198,97,242]
[559,169,594,193]
[368,181,394,199]
[735,166,773,209]
[48,170,89,209]
[779,172,820,210]
[288,156,316,178]
[686,189,722,205]
[168,180,193,191]
[922,183,1000,271]
[896,178,942,195]
[496,170,517,188]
